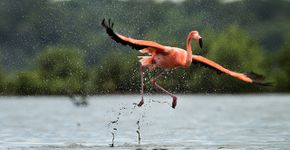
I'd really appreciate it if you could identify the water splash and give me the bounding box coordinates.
[107,102,140,146]
[106,96,172,147]
[136,120,141,145]
[109,131,115,147]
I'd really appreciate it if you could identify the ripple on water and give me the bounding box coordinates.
[1,95,290,149]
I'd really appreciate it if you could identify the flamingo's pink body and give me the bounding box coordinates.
[102,19,270,109]
[139,47,188,69]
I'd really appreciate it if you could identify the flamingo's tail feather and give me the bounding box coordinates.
[138,56,153,66]
[138,56,155,71]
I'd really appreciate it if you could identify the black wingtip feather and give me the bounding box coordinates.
[101,18,121,41]
[246,72,265,81]
[192,61,223,75]
[101,18,148,50]
[245,72,274,87]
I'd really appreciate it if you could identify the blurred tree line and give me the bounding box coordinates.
[0,0,290,95]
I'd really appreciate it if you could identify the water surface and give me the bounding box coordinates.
[0,95,290,149]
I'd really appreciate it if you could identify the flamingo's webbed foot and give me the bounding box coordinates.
[172,96,177,109]
[137,98,144,107]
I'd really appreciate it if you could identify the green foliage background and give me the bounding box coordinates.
[0,0,290,95]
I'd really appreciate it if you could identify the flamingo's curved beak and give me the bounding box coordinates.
[199,38,203,49]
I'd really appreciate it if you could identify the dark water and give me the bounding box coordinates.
[0,95,290,150]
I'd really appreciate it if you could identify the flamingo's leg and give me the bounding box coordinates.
[137,65,145,107]
[151,71,177,109]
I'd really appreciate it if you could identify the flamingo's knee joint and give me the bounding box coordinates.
[151,79,157,85]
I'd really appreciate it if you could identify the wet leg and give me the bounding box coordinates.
[137,65,144,107]
[151,71,177,109]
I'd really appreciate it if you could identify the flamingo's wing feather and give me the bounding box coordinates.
[102,19,166,52]
[192,55,272,86]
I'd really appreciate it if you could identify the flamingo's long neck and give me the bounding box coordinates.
[185,34,193,67]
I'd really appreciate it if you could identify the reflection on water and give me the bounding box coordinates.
[0,95,290,149]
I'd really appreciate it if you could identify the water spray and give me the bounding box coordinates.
[136,120,141,145]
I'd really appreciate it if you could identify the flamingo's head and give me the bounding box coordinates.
[189,31,203,48]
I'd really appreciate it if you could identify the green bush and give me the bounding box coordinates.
[36,46,88,94]
[271,37,290,92]
[92,52,140,93]
[14,71,43,95]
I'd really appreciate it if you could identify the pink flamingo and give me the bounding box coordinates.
[101,19,270,109]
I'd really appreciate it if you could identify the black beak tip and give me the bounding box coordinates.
[199,38,203,49]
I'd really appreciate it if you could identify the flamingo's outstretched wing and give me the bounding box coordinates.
[192,55,272,86]
[101,19,167,52]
